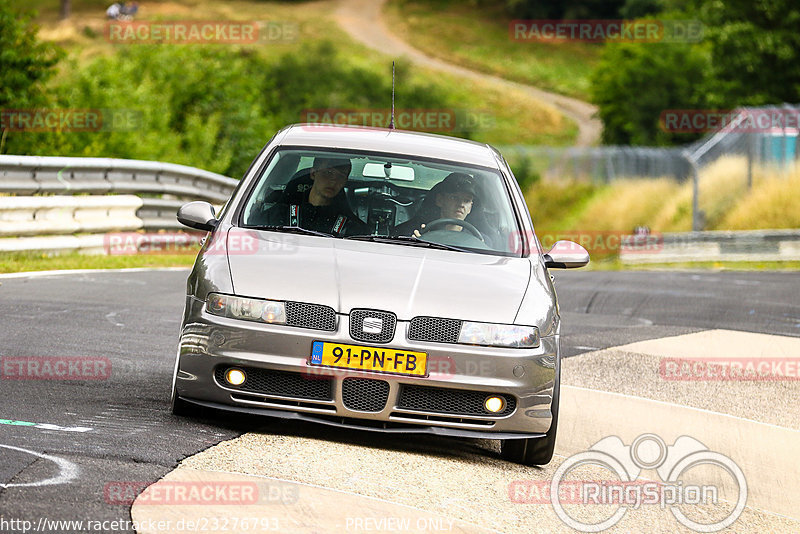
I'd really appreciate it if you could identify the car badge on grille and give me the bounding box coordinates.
[362,317,383,334]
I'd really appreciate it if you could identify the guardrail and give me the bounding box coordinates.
[0,155,236,253]
[0,195,144,237]
[620,229,800,263]
[0,154,238,203]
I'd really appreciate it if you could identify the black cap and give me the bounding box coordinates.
[437,172,477,198]
[313,156,351,178]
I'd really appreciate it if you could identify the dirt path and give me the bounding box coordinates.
[334,0,601,146]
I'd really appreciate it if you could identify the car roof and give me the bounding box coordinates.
[278,124,501,169]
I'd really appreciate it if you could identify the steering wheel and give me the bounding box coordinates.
[421,218,484,241]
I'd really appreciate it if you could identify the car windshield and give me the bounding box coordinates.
[240,148,522,256]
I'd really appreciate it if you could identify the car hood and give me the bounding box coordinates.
[226,231,533,323]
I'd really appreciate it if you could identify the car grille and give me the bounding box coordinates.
[407,317,462,343]
[214,366,333,401]
[349,309,396,343]
[397,385,516,417]
[285,301,336,331]
[342,377,390,412]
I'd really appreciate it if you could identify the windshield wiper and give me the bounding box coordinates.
[246,225,335,238]
[345,234,468,252]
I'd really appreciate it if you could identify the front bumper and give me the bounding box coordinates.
[175,296,559,438]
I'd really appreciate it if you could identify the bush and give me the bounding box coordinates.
[0,0,62,110]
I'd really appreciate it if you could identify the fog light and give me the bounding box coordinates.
[484,396,505,413]
[225,368,246,386]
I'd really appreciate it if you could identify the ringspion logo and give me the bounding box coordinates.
[511,433,747,532]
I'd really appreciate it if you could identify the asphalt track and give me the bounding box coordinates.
[0,268,798,532]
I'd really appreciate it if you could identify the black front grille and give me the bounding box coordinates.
[215,366,333,401]
[349,309,396,343]
[342,377,390,412]
[285,301,336,331]
[397,385,516,417]
[408,317,462,343]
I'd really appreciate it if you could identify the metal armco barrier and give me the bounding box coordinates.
[0,155,237,203]
[620,230,800,263]
[0,195,143,237]
[0,155,236,253]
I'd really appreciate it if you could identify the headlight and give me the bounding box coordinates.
[458,322,540,348]
[206,293,286,324]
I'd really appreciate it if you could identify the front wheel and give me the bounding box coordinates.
[500,379,560,466]
[171,392,198,417]
[170,366,199,417]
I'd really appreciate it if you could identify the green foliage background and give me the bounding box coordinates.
[591,0,800,144]
[3,39,454,178]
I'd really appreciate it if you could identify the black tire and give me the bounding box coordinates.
[171,394,197,417]
[170,376,200,417]
[500,378,560,466]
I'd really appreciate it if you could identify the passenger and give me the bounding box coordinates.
[261,156,367,236]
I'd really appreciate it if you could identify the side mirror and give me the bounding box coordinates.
[544,240,590,269]
[177,201,218,232]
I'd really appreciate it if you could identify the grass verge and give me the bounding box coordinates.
[530,158,800,233]
[586,258,800,271]
[27,0,577,146]
[384,0,600,100]
[0,252,195,274]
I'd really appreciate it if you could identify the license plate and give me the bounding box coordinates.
[309,341,427,376]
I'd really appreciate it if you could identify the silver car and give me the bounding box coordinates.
[171,124,589,465]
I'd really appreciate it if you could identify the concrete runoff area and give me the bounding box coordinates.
[134,330,800,532]
[130,469,492,534]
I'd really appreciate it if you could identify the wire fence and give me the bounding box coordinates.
[500,104,800,230]
[502,105,799,182]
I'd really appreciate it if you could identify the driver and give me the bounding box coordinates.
[260,156,367,236]
[394,172,479,237]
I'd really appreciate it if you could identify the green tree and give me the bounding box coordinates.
[504,0,625,18]
[590,40,711,145]
[698,0,800,106]
[0,0,61,109]
[0,0,62,151]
